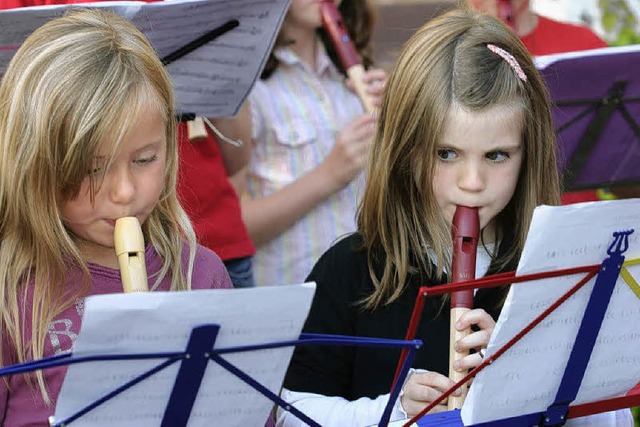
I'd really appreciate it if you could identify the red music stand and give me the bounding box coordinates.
[394,228,640,427]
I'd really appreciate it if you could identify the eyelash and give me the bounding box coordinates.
[436,149,511,163]
[486,151,510,163]
[87,154,159,175]
[134,154,159,165]
[437,149,456,161]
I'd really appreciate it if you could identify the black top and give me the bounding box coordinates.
[284,232,515,400]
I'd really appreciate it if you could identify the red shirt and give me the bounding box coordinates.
[521,15,608,57]
[177,123,255,261]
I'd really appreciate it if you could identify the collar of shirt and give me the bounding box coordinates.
[274,40,342,79]
[423,241,496,278]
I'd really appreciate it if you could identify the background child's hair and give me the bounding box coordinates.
[358,7,561,308]
[261,0,376,79]
[0,8,196,394]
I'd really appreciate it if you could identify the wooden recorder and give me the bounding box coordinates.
[114,217,149,293]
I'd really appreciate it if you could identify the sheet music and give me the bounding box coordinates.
[0,0,290,117]
[463,199,640,424]
[534,44,640,69]
[54,283,315,426]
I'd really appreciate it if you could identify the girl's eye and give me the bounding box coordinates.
[133,154,158,165]
[486,151,510,162]
[437,148,457,161]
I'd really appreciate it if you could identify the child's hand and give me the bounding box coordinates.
[321,114,376,190]
[401,371,461,416]
[452,308,495,372]
[346,67,388,109]
[363,68,387,108]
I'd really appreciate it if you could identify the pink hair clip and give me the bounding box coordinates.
[487,44,527,82]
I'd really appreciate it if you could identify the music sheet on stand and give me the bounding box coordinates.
[53,283,315,426]
[534,44,640,70]
[0,0,290,117]
[463,199,640,424]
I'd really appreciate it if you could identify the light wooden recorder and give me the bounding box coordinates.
[448,206,479,409]
[114,217,148,293]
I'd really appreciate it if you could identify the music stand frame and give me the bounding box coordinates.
[398,230,640,427]
[0,329,422,427]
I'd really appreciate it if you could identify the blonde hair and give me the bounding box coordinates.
[358,8,560,309]
[0,9,196,398]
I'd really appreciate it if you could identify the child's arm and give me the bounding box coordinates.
[0,383,7,424]
[276,388,404,427]
[0,371,7,422]
[0,338,13,422]
[240,113,376,247]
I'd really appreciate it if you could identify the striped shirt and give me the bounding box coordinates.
[248,42,366,286]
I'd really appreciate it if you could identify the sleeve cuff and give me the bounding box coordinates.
[396,368,430,418]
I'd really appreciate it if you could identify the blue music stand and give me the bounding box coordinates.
[401,229,640,427]
[0,329,421,427]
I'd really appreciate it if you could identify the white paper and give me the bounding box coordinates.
[53,283,316,427]
[462,199,640,424]
[534,44,640,69]
[0,0,290,117]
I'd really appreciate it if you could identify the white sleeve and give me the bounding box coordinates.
[275,388,406,427]
[276,368,429,427]
[565,409,633,427]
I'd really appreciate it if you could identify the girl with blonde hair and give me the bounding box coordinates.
[278,7,631,426]
[0,9,231,424]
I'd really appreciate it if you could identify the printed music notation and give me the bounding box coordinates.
[463,199,640,424]
[0,0,291,117]
[53,284,315,426]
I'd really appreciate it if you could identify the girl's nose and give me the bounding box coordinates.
[109,166,136,204]
[458,161,486,192]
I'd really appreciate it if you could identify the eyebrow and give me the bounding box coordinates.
[94,138,165,159]
[133,139,165,153]
[436,142,522,151]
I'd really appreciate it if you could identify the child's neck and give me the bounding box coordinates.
[514,8,538,37]
[481,221,498,245]
[283,25,319,71]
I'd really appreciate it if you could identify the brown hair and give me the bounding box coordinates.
[358,7,560,309]
[261,0,376,78]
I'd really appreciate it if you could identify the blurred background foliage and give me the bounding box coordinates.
[599,0,640,44]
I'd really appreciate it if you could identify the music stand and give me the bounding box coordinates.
[536,45,640,191]
[0,286,421,427]
[394,199,640,426]
[398,231,640,426]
